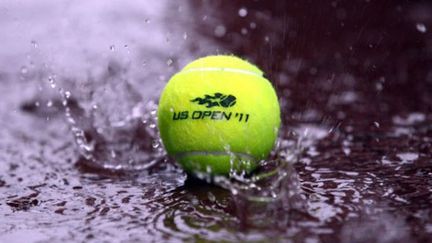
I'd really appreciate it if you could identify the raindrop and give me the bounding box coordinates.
[109,45,115,51]
[30,40,38,48]
[183,32,188,40]
[48,76,56,88]
[241,28,248,35]
[373,122,380,128]
[64,91,71,99]
[416,23,427,33]
[214,25,226,37]
[207,192,216,202]
[264,36,270,42]
[151,140,159,149]
[145,18,150,23]
[20,66,28,74]
[238,7,248,17]
[375,82,383,91]
[47,100,53,107]
[166,58,173,66]
[250,22,257,29]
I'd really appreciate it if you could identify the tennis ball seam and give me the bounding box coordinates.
[174,151,257,161]
[179,67,263,78]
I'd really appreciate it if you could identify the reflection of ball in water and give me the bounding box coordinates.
[157,55,281,175]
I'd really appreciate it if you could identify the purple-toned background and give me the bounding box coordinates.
[0,1,431,242]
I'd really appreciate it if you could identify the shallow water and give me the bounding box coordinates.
[1,1,432,242]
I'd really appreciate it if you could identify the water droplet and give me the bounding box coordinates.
[20,66,28,74]
[166,58,173,66]
[30,40,38,48]
[145,18,150,23]
[109,45,115,51]
[249,22,257,29]
[214,25,226,37]
[416,23,427,33]
[375,82,383,91]
[397,152,418,163]
[64,91,71,99]
[207,192,216,202]
[238,7,248,17]
[241,28,248,35]
[48,76,56,88]
[183,32,188,40]
[47,100,53,107]
[264,36,270,42]
[151,140,159,149]
[373,121,380,128]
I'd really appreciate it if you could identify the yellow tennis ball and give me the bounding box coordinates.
[157,55,280,175]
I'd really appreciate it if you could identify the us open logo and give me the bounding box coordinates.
[172,92,250,122]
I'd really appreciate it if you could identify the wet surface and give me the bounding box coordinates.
[1,0,432,242]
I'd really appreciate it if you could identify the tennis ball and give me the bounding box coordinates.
[157,55,280,175]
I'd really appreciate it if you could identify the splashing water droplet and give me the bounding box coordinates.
[30,40,38,48]
[20,66,28,74]
[238,7,248,17]
[151,140,159,149]
[64,91,71,99]
[48,76,56,88]
[416,23,427,33]
[166,58,173,66]
[214,25,226,37]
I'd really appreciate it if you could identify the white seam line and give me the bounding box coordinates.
[175,151,256,161]
[180,67,263,78]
